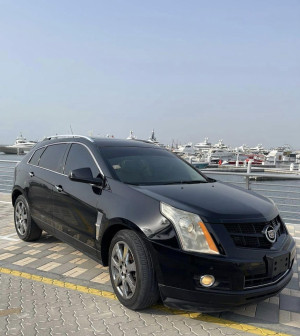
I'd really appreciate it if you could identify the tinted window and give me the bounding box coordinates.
[100,147,207,185]
[29,147,45,166]
[39,144,68,172]
[64,144,99,178]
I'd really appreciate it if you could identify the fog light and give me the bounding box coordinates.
[200,275,215,287]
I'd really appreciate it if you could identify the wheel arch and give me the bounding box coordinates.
[12,187,24,206]
[100,218,146,266]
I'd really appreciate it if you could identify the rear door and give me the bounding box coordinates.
[27,146,46,222]
[52,143,100,256]
[27,143,69,227]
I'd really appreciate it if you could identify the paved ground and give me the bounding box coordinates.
[1,194,300,336]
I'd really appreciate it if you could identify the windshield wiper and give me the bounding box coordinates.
[126,180,207,186]
[163,180,207,185]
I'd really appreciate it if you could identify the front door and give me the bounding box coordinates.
[52,143,101,256]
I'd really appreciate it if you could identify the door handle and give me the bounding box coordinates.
[29,172,34,177]
[55,185,63,192]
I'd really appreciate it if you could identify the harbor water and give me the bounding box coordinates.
[0,153,25,161]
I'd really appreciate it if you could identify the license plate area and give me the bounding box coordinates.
[267,253,290,277]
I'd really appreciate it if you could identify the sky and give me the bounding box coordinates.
[0,1,299,148]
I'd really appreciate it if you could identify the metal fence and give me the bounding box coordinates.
[0,160,299,226]
[203,170,300,226]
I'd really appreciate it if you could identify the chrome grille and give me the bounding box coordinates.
[225,216,285,249]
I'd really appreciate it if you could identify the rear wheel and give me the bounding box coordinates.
[14,195,42,241]
[108,230,159,310]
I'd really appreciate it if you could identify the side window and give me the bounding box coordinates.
[29,147,45,166]
[64,144,99,178]
[38,144,68,173]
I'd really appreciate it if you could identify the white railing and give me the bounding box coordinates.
[0,160,299,225]
[0,160,20,193]
[202,169,300,225]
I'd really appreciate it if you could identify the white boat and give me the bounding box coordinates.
[236,144,250,153]
[250,144,268,155]
[266,145,295,163]
[173,143,196,156]
[0,134,37,154]
[265,150,284,163]
[208,148,235,160]
[127,130,137,140]
[213,139,229,150]
[194,137,212,150]
[146,129,167,148]
[205,140,234,161]
[147,129,163,146]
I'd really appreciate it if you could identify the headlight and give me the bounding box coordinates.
[160,202,219,254]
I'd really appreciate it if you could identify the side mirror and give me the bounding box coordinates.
[68,167,103,186]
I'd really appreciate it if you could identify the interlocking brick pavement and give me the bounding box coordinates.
[1,272,263,336]
[1,194,300,335]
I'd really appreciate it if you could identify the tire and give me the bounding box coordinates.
[14,195,42,241]
[108,230,159,310]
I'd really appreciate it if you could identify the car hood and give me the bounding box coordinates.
[130,181,278,223]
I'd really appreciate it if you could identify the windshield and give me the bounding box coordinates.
[99,146,208,185]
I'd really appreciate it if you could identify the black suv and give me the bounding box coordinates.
[12,135,296,312]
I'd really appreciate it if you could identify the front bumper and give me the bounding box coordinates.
[149,235,296,312]
[159,267,293,312]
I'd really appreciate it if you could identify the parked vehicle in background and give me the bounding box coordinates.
[12,135,296,311]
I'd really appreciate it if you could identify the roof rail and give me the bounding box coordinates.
[43,135,94,142]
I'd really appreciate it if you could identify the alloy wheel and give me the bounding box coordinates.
[15,201,28,236]
[110,241,137,299]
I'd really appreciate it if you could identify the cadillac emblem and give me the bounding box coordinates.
[262,224,279,243]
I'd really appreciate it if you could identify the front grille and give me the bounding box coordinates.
[225,216,285,249]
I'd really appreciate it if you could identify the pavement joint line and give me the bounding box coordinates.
[0,266,292,336]
[0,236,19,241]
[1,233,18,238]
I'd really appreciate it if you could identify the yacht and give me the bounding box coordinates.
[250,144,268,155]
[147,129,167,148]
[236,144,250,153]
[206,140,234,162]
[208,148,235,161]
[126,129,165,147]
[173,143,196,156]
[194,137,212,150]
[147,129,163,146]
[127,130,137,140]
[213,139,229,150]
[0,134,37,154]
[266,145,295,163]
[265,150,284,163]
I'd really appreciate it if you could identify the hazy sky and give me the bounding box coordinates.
[0,1,299,148]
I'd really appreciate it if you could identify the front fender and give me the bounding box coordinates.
[98,216,180,266]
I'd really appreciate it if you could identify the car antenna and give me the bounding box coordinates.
[70,125,74,137]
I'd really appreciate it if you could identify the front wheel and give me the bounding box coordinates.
[108,230,159,310]
[14,195,42,241]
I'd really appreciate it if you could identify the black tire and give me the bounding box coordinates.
[14,195,42,241]
[108,230,159,310]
